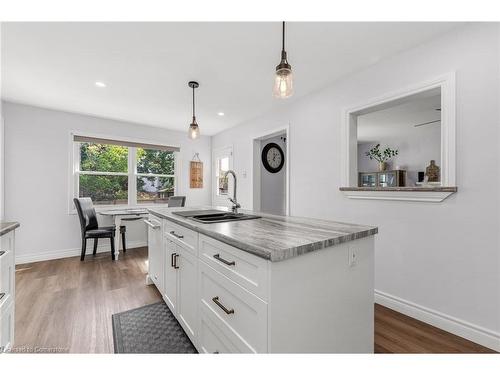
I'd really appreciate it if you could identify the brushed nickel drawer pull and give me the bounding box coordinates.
[144,220,160,229]
[213,351,220,354]
[170,231,184,239]
[0,251,5,258]
[213,254,235,266]
[212,296,234,315]
[173,253,179,269]
[171,253,175,268]
[0,293,5,301]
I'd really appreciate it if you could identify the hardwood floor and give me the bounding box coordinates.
[14,247,162,353]
[374,304,495,353]
[14,248,495,353]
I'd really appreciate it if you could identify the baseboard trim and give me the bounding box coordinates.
[15,241,147,265]
[375,289,500,352]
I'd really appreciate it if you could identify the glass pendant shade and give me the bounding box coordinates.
[273,22,294,99]
[273,67,294,98]
[188,118,200,140]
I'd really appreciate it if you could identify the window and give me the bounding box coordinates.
[72,135,179,207]
[136,147,175,204]
[212,146,233,205]
[79,142,129,205]
[216,156,230,196]
[340,73,456,202]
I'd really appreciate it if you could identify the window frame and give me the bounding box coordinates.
[69,132,179,213]
[340,73,457,202]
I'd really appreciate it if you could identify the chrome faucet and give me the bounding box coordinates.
[224,170,241,214]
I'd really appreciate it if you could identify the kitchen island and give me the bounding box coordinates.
[146,206,377,353]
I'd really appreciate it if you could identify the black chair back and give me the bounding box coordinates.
[168,196,186,207]
[74,197,99,234]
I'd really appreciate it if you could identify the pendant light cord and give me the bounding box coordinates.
[192,86,195,118]
[282,21,285,52]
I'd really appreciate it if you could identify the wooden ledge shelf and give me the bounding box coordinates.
[339,187,458,202]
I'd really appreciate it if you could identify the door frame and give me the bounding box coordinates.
[251,124,290,215]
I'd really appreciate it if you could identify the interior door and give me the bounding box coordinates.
[164,239,178,313]
[176,247,198,342]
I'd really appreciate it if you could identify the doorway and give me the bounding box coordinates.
[252,126,289,215]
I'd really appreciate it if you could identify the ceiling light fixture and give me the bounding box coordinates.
[273,21,293,99]
[188,81,200,140]
[95,81,106,88]
[217,112,225,116]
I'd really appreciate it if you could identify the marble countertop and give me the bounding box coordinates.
[0,221,20,237]
[148,206,377,262]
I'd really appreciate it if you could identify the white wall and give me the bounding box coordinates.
[357,124,441,185]
[212,24,500,349]
[260,134,286,215]
[2,102,212,263]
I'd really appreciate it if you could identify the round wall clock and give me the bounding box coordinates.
[261,142,285,173]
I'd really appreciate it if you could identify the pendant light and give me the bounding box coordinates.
[273,21,294,99]
[188,81,200,139]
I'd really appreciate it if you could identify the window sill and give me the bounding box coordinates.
[339,187,457,202]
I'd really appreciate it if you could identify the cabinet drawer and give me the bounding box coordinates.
[198,307,250,353]
[165,221,198,256]
[199,261,267,353]
[199,234,269,301]
[0,231,14,253]
[0,249,14,298]
[0,296,14,352]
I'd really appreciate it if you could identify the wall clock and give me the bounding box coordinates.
[261,142,285,173]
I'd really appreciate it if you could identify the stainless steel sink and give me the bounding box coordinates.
[173,210,260,224]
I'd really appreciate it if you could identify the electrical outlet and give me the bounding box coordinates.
[348,247,358,267]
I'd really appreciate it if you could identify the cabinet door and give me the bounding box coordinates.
[176,247,198,343]
[147,217,164,293]
[164,239,178,313]
[0,298,14,352]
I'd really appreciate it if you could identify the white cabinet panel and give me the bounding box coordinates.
[0,249,14,299]
[199,234,269,301]
[164,239,178,313]
[177,247,198,343]
[199,261,268,353]
[199,307,246,354]
[146,216,164,293]
[165,221,198,256]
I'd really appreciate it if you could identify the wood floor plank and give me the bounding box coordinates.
[14,248,496,353]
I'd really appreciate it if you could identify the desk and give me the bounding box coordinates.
[98,209,149,260]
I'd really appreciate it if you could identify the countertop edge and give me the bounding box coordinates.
[148,210,377,262]
[0,222,20,237]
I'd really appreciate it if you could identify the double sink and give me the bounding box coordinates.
[173,209,261,224]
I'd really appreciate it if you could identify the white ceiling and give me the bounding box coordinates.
[357,90,441,143]
[1,22,462,136]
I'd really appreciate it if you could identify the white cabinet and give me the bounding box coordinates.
[163,235,198,344]
[0,296,13,352]
[176,245,198,342]
[147,215,374,353]
[163,238,178,313]
[0,227,17,353]
[146,215,164,294]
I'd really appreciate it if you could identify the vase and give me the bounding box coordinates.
[378,161,387,171]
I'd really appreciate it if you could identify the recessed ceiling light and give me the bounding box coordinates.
[217,112,225,116]
[95,81,106,88]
